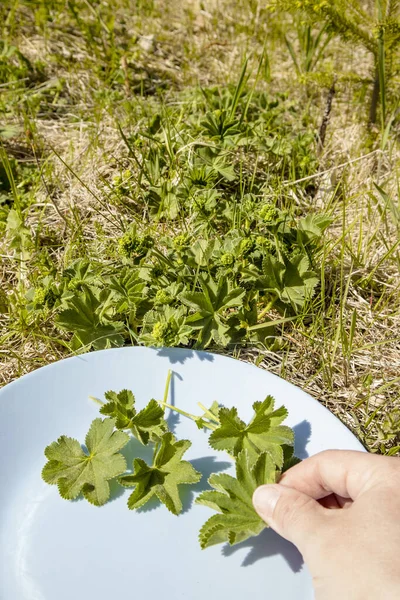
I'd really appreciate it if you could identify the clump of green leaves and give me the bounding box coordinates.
[17,68,332,354]
[42,372,300,549]
[45,204,329,350]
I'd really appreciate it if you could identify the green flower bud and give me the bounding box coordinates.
[33,287,46,306]
[256,236,273,251]
[173,234,189,249]
[118,231,153,258]
[112,174,123,187]
[220,252,235,266]
[239,238,254,255]
[67,278,81,291]
[151,265,164,278]
[155,289,172,305]
[152,321,171,344]
[259,203,278,223]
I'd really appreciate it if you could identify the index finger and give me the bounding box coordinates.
[280,449,398,500]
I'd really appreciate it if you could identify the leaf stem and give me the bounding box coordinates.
[163,370,172,404]
[257,297,277,321]
[197,402,220,424]
[89,395,104,406]
[157,400,217,430]
[157,400,198,420]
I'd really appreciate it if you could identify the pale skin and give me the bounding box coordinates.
[252,450,400,600]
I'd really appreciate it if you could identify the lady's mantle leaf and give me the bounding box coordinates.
[42,418,129,506]
[56,287,125,350]
[261,254,318,311]
[119,432,201,515]
[180,275,245,348]
[196,450,276,549]
[209,396,293,468]
[100,389,167,444]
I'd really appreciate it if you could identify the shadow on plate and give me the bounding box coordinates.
[222,527,304,572]
[179,456,232,514]
[292,420,311,460]
[136,456,231,514]
[157,348,214,364]
[120,436,154,466]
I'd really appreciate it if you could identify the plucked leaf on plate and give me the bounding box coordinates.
[119,432,201,515]
[196,450,276,548]
[100,389,167,444]
[209,396,293,468]
[195,400,221,430]
[42,418,129,506]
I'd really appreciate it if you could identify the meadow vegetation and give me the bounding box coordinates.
[0,0,399,454]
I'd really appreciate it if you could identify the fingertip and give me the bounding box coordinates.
[253,484,281,521]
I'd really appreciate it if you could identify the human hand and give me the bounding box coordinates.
[252,450,400,600]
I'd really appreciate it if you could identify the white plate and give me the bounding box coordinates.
[0,347,364,600]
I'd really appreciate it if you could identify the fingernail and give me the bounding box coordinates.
[253,485,281,518]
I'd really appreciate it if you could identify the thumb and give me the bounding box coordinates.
[253,483,327,554]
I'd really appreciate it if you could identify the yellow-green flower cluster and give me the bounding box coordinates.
[220,253,235,267]
[295,0,328,13]
[239,238,254,256]
[155,290,173,305]
[259,203,278,223]
[118,231,153,258]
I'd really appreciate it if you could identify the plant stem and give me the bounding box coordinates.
[163,369,172,404]
[197,402,220,424]
[318,80,336,152]
[258,297,277,321]
[157,400,217,430]
[89,395,104,406]
[369,65,380,125]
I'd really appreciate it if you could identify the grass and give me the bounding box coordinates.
[0,0,399,455]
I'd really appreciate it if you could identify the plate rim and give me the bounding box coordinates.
[0,345,366,452]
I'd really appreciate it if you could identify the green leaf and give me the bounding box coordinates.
[56,287,125,350]
[195,400,221,429]
[261,254,286,290]
[100,389,167,444]
[119,432,201,515]
[209,396,293,468]
[190,238,216,267]
[180,275,245,348]
[109,268,146,313]
[261,253,318,312]
[42,418,129,506]
[196,450,276,548]
[139,305,193,347]
[280,254,318,309]
[63,259,100,290]
[297,213,332,244]
[282,444,302,473]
